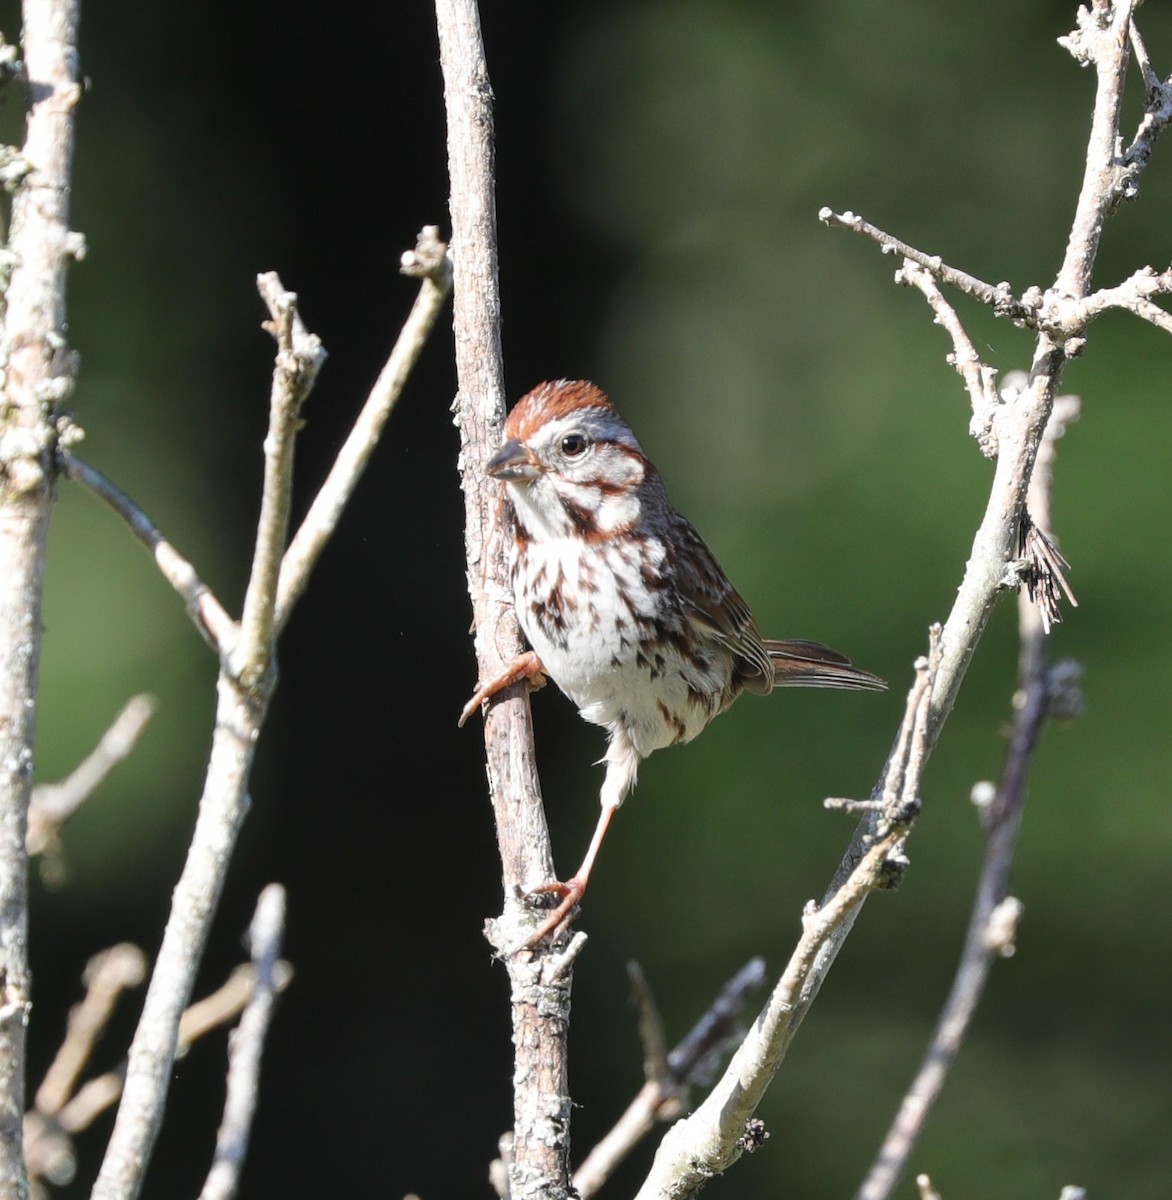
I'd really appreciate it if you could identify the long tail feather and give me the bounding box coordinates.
[764,638,887,691]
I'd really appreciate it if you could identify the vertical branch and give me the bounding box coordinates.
[1056,0,1135,298]
[0,0,81,1192]
[234,284,325,685]
[434,3,571,1199]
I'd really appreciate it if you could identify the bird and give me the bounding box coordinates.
[461,380,885,946]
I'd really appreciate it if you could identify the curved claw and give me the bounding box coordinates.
[458,650,548,727]
[519,877,587,951]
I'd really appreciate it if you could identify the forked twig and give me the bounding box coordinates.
[91,240,439,1200]
[819,208,1038,326]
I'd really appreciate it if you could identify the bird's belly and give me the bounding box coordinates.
[514,538,728,757]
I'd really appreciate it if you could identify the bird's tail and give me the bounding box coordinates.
[764,639,887,691]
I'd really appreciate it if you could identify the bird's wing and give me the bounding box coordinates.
[669,516,775,694]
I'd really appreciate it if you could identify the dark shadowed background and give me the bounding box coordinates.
[3,1,1171,1197]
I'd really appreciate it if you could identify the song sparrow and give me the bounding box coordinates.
[461,380,885,946]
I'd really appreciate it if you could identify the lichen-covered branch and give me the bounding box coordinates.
[0,0,81,1191]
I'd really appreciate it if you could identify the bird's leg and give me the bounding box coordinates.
[521,802,617,949]
[458,650,548,727]
[519,733,638,949]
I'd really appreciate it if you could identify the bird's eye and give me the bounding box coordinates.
[560,432,589,458]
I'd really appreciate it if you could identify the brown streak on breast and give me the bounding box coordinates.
[656,700,689,744]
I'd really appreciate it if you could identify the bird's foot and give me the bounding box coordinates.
[518,876,587,951]
[458,650,548,727]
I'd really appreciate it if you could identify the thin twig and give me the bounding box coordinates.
[23,949,292,1189]
[34,946,147,1121]
[1054,0,1136,297]
[818,207,1037,326]
[89,297,309,1200]
[235,282,326,686]
[574,959,766,1200]
[59,452,239,656]
[894,260,1001,456]
[273,227,452,634]
[198,885,287,1200]
[28,695,156,858]
[24,945,147,1189]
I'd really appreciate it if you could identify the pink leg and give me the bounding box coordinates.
[458,650,547,727]
[521,803,617,950]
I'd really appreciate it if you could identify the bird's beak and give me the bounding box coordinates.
[487,439,541,481]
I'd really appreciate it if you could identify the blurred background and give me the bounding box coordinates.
[2,0,1170,1196]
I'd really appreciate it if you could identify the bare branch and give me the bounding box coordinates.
[34,946,147,1122]
[0,0,82,1186]
[1067,265,1172,332]
[24,947,292,1190]
[176,963,293,1056]
[82,214,435,1200]
[59,452,239,655]
[24,946,147,1189]
[28,695,156,859]
[854,398,1083,1200]
[90,679,270,1200]
[818,207,1037,326]
[1055,0,1135,297]
[634,640,940,1200]
[85,304,311,1197]
[435,4,574,1200]
[234,281,327,686]
[893,260,1000,455]
[574,959,766,1200]
[273,227,452,634]
[198,885,287,1200]
[1122,16,1172,191]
